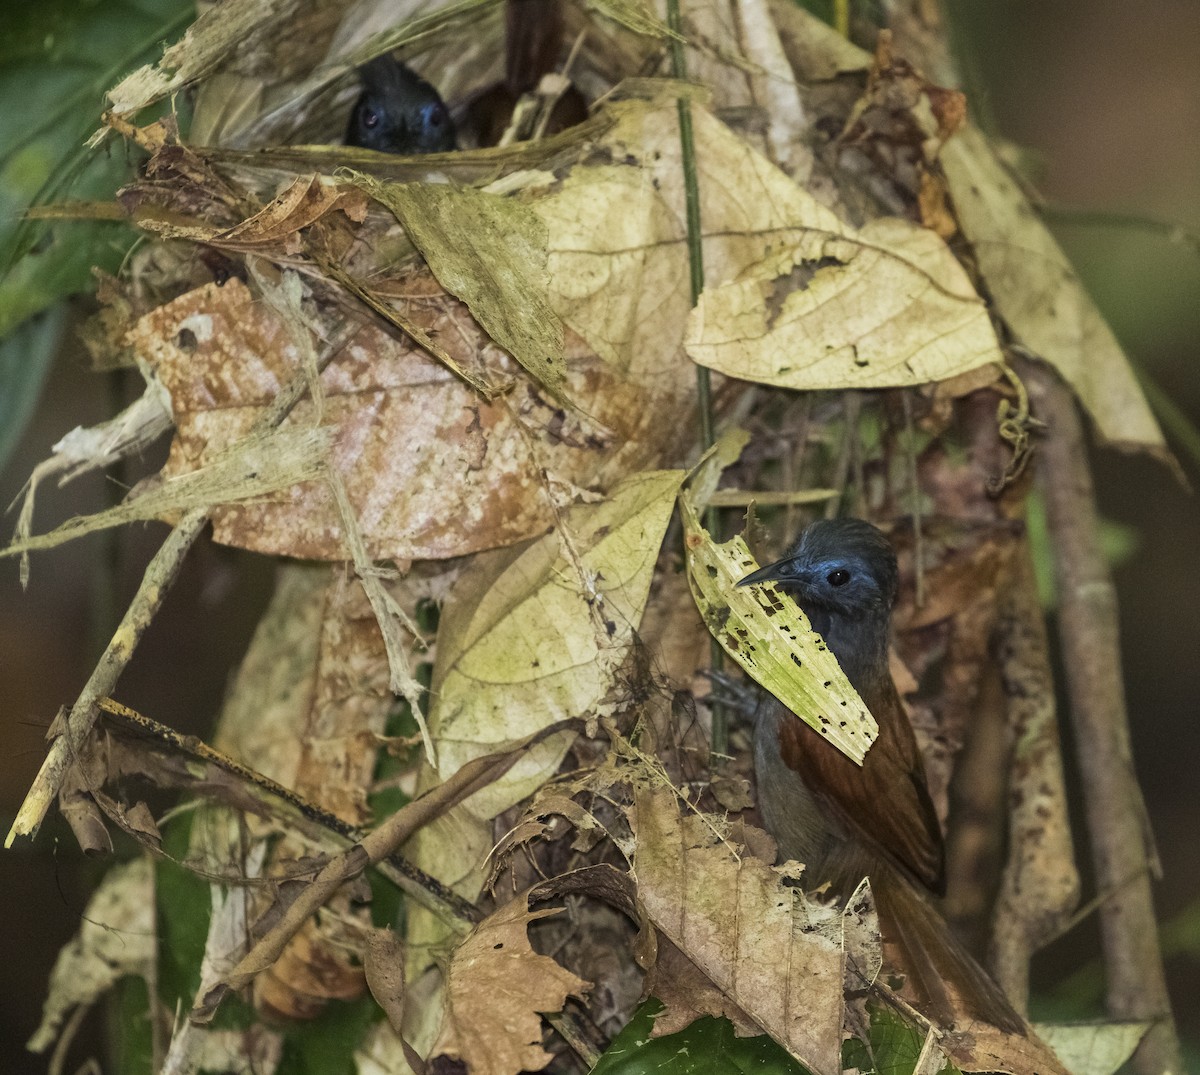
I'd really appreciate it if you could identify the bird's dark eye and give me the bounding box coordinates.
[423,103,446,129]
[361,107,380,129]
[827,569,851,586]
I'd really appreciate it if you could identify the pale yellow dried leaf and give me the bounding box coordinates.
[1032,1021,1149,1075]
[428,468,684,819]
[940,125,1164,450]
[679,489,876,764]
[632,787,845,1075]
[431,900,589,1075]
[687,215,1002,390]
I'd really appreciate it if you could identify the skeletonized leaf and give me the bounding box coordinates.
[680,488,876,764]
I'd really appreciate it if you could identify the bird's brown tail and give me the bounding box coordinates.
[873,867,1026,1034]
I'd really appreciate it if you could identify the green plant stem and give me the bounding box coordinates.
[666,0,726,756]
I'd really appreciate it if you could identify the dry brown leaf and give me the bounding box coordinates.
[255,915,367,1020]
[646,935,761,1039]
[360,931,408,1041]
[429,898,589,1075]
[363,927,428,1073]
[133,241,691,561]
[215,175,368,250]
[631,786,846,1075]
[942,1018,1072,1075]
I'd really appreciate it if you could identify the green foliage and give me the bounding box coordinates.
[112,975,154,1075]
[0,305,64,468]
[592,1001,810,1074]
[276,996,381,1075]
[156,816,212,1012]
[0,0,192,470]
[841,1007,958,1075]
[594,1002,964,1075]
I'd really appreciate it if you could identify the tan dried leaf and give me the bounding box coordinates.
[687,214,1002,390]
[940,125,1165,451]
[364,928,407,1030]
[942,1018,1072,1075]
[430,899,589,1075]
[216,175,368,250]
[425,468,683,821]
[646,935,761,1039]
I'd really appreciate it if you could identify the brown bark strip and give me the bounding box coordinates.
[989,547,1080,1010]
[1022,357,1182,1075]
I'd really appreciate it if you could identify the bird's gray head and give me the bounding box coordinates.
[738,517,898,624]
[346,55,456,155]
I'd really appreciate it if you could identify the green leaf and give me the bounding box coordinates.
[0,0,193,291]
[593,1002,809,1075]
[276,995,381,1075]
[156,815,211,1011]
[0,306,64,473]
[0,0,193,454]
[841,1006,958,1075]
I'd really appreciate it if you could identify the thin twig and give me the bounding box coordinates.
[900,390,925,607]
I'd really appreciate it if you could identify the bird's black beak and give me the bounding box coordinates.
[737,557,807,589]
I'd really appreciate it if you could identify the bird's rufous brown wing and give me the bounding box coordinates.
[777,673,945,894]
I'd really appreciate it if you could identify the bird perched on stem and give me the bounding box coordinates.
[739,517,1023,1032]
